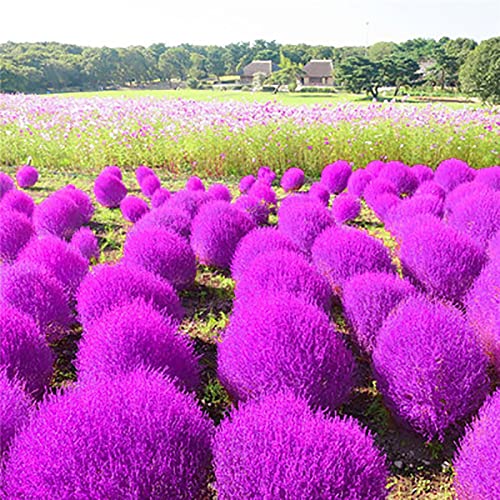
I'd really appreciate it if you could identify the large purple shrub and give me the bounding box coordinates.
[133,205,192,240]
[214,393,388,500]
[218,293,356,410]
[308,181,330,205]
[0,172,15,199]
[365,160,386,177]
[347,169,373,197]
[320,160,352,194]
[414,180,446,200]
[474,165,500,190]
[191,201,255,269]
[185,175,205,192]
[331,193,361,224]
[93,173,127,208]
[2,370,214,499]
[434,158,475,192]
[373,296,489,440]
[0,190,35,218]
[444,181,487,217]
[166,189,209,218]
[0,210,34,263]
[232,195,269,225]
[34,193,83,240]
[70,227,100,262]
[120,195,150,223]
[238,174,256,193]
[247,179,277,205]
[280,167,305,192]
[257,166,276,185]
[411,164,434,183]
[58,186,94,224]
[378,161,419,196]
[385,194,444,230]
[135,165,154,183]
[101,165,122,180]
[139,173,161,198]
[208,183,232,202]
[77,300,200,391]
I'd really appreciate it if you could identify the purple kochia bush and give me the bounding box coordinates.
[247,179,277,205]
[0,303,54,399]
[312,227,395,292]
[59,186,95,224]
[488,230,500,260]
[150,187,171,208]
[70,227,100,262]
[231,227,300,281]
[93,173,127,208]
[320,160,352,194]
[342,272,415,355]
[238,174,256,193]
[465,261,500,373]
[373,296,489,440]
[124,228,196,290]
[385,194,444,230]
[214,393,388,500]
[101,165,122,180]
[0,189,35,218]
[133,205,192,240]
[257,166,276,185]
[0,210,34,262]
[378,161,419,196]
[278,197,334,254]
[232,195,269,225]
[347,169,373,197]
[411,164,434,183]
[166,189,209,218]
[0,172,15,199]
[398,216,487,304]
[16,166,38,189]
[208,183,232,202]
[474,165,500,190]
[218,293,356,411]
[331,193,361,224]
[308,181,330,205]
[443,181,484,217]
[280,167,305,192]
[191,201,255,269]
[234,250,333,314]
[77,300,200,391]
[120,195,150,223]
[413,180,446,200]
[453,391,500,500]
[135,165,154,184]
[434,157,475,192]
[0,371,31,462]
[139,173,161,198]
[365,160,386,177]
[3,369,214,499]
[185,175,205,192]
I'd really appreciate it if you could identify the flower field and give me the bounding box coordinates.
[0,93,499,499]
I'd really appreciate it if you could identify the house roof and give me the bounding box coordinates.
[242,60,273,76]
[303,60,333,78]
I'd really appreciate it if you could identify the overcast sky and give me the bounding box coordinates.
[3,0,499,47]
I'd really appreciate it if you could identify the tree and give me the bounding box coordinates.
[368,42,399,61]
[380,55,420,96]
[158,47,191,83]
[336,56,382,99]
[206,46,226,81]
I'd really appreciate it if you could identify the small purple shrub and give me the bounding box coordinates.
[232,195,269,225]
[378,161,419,196]
[308,181,330,205]
[247,179,277,205]
[16,166,38,189]
[101,165,122,180]
[414,180,446,200]
[133,205,192,240]
[135,165,154,183]
[0,172,15,199]
[33,194,83,240]
[474,165,500,190]
[0,210,34,263]
[331,193,361,224]
[363,178,398,202]
[207,183,232,202]
[120,195,149,223]
[0,190,35,218]
[411,164,434,183]
[70,227,100,262]
[320,160,352,194]
[434,158,475,192]
[280,167,305,192]
[185,175,205,192]
[347,169,373,197]
[93,173,127,208]
[238,174,256,193]
[365,160,386,177]
[58,186,95,224]
[257,166,276,185]
[166,189,209,218]
[151,187,171,208]
[139,173,161,198]
[367,193,401,221]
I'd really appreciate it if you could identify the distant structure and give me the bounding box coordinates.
[302,60,334,86]
[241,60,276,84]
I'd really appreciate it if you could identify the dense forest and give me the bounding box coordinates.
[0,37,498,102]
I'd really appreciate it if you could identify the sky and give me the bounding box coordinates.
[2,0,499,48]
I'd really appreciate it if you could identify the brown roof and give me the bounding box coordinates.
[303,60,333,78]
[242,60,273,77]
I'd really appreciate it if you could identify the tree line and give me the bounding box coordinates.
[0,37,498,102]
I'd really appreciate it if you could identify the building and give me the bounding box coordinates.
[241,60,276,84]
[302,60,334,86]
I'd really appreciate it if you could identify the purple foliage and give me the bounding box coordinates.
[373,296,489,440]
[93,173,127,208]
[70,227,100,262]
[444,181,485,216]
[185,175,205,192]
[238,174,256,193]
[331,193,361,224]
[411,164,434,183]
[232,195,269,225]
[368,193,401,221]
[2,370,214,499]
[0,210,34,262]
[166,189,209,218]
[120,195,150,223]
[76,263,184,330]
[365,160,386,177]
[399,217,487,303]
[77,300,200,391]
[207,183,232,202]
[347,169,373,197]
[414,180,446,200]
[135,165,154,183]
[320,160,352,194]
[124,228,196,290]
[308,181,330,205]
[257,166,276,185]
[488,230,500,260]
[58,186,95,224]
[434,158,475,192]
[133,205,192,240]
[0,303,54,399]
[280,167,305,192]
[474,165,500,190]
[454,391,500,500]
[16,166,38,189]
[385,195,444,230]
[191,201,255,269]
[214,393,388,500]
[218,293,356,410]
[247,179,277,205]
[0,189,35,218]
[150,187,171,208]
[0,172,15,200]
[139,174,161,198]
[312,227,395,291]
[101,165,122,180]
[378,161,419,196]
[342,272,415,355]
[363,178,398,202]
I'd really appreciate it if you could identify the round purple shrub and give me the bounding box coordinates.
[385,195,444,230]
[93,173,127,208]
[135,165,154,184]
[280,167,305,192]
[77,300,200,391]
[342,272,415,355]
[101,165,122,180]
[347,169,373,197]
[411,164,434,183]
[399,217,487,303]
[133,205,192,240]
[0,210,34,263]
[365,160,386,177]
[465,261,500,373]
[434,158,475,192]
[454,391,500,500]
[34,193,83,240]
[331,193,361,224]
[232,195,269,225]
[414,180,446,200]
[139,173,161,198]
[488,230,500,260]
[231,227,300,281]
[16,166,38,189]
[124,228,196,290]
[474,165,500,190]
[0,371,31,461]
[218,293,356,410]
[167,189,209,218]
[0,172,15,200]
[120,195,149,223]
[0,189,35,218]
[312,227,396,291]
[185,175,205,192]
[257,166,276,185]
[238,174,256,193]
[368,193,401,221]
[308,181,330,205]
[3,369,214,499]
[76,263,184,330]
[18,236,88,295]
[207,183,232,202]
[443,181,485,216]
[363,178,398,203]
[247,179,277,205]
[234,250,333,314]
[214,393,388,500]
[320,160,352,194]
[378,161,419,196]
[70,227,100,262]
[151,187,171,208]
[191,201,255,269]
[0,263,72,335]
[0,303,54,399]
[58,186,95,224]
[447,189,500,247]
[373,296,489,440]
[278,197,334,254]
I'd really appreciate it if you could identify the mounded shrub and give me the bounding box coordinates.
[0,172,15,200]
[232,195,269,225]
[413,180,446,200]
[0,190,35,218]
[33,194,83,240]
[139,174,161,198]
[378,161,419,196]
[185,175,205,192]
[385,194,444,230]
[257,166,276,185]
[70,227,100,262]
[150,187,171,208]
[120,195,150,223]
[93,173,127,208]
[444,181,486,217]
[58,186,94,224]
[166,189,209,218]
[238,174,256,193]
[135,165,154,184]
[347,169,373,197]
[280,167,305,192]
[247,179,277,205]
[308,181,330,205]
[133,205,192,240]
[411,164,434,183]
[365,160,386,177]
[474,165,500,190]
[101,165,122,180]
[434,158,475,192]
[207,183,232,202]
[0,210,35,263]
[320,160,352,194]
[331,193,361,224]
